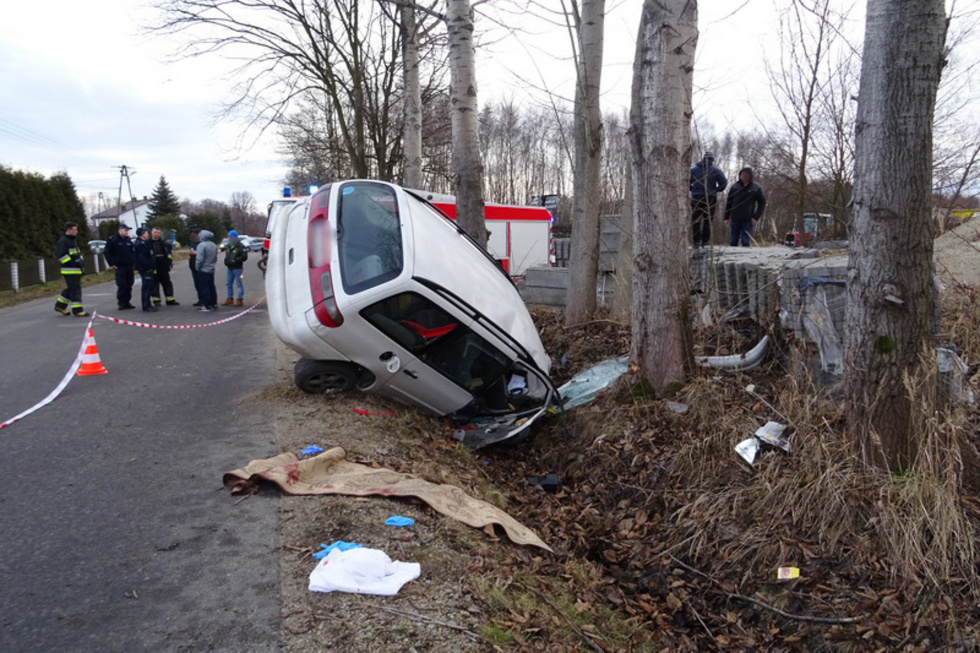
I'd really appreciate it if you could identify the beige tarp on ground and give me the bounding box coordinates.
[223,447,552,552]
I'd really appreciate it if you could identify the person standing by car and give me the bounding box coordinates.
[53,222,88,316]
[689,151,728,248]
[222,230,248,307]
[724,167,767,247]
[194,230,219,312]
[103,223,136,310]
[149,227,179,306]
[134,228,158,312]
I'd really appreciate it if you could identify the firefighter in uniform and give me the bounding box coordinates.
[54,222,88,317]
[149,227,179,306]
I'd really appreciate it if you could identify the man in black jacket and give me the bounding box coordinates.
[724,167,767,247]
[149,227,179,306]
[134,228,159,312]
[103,223,136,309]
[54,222,87,316]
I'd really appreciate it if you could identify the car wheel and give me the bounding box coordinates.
[294,358,358,395]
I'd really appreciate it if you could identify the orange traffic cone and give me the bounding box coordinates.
[77,328,108,376]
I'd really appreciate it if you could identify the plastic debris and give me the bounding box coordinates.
[557,355,629,410]
[527,473,560,493]
[312,540,363,560]
[300,445,324,456]
[353,408,397,416]
[665,401,689,414]
[754,421,791,452]
[696,335,770,372]
[384,515,415,527]
[735,438,760,465]
[308,547,420,595]
[777,567,800,580]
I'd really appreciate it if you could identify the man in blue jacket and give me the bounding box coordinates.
[690,151,728,247]
[103,223,136,310]
[133,228,159,312]
[724,167,767,247]
[194,230,219,312]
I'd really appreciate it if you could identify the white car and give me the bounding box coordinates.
[266,180,559,447]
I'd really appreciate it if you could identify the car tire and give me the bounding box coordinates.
[294,358,358,395]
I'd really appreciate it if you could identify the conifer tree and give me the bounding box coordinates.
[146,175,182,224]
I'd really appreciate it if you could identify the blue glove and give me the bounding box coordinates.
[384,516,415,528]
[311,540,362,560]
[300,445,324,456]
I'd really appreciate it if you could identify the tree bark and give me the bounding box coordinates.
[400,1,423,189]
[447,0,486,244]
[844,0,947,470]
[628,0,697,393]
[565,0,605,326]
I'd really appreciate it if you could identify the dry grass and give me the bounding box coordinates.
[482,298,980,649]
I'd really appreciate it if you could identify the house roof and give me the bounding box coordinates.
[91,198,151,221]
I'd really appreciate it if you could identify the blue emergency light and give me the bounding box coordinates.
[283,187,291,197]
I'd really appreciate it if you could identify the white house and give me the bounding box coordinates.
[90,197,153,231]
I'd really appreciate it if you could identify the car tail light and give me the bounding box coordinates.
[307,187,343,327]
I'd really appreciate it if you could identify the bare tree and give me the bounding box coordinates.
[446,0,486,242]
[399,0,424,188]
[153,0,404,179]
[628,0,697,392]
[564,0,605,326]
[844,0,947,470]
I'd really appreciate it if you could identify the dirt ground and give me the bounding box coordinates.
[252,338,515,652]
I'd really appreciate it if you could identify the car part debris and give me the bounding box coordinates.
[696,335,770,372]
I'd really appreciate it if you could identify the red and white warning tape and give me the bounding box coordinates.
[0,315,95,430]
[95,297,265,329]
[1,297,266,430]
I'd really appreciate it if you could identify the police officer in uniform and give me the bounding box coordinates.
[149,227,179,306]
[103,223,136,309]
[54,222,88,317]
[134,228,159,312]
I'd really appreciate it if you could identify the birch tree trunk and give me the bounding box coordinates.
[400,1,423,189]
[447,0,486,244]
[565,0,605,325]
[844,0,947,470]
[628,0,697,392]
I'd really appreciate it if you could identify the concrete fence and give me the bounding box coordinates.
[0,253,104,292]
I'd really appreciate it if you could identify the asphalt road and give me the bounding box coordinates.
[0,258,281,652]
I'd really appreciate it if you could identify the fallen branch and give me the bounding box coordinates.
[668,554,864,626]
[517,582,607,653]
[373,605,482,640]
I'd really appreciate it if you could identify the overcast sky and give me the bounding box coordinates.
[0,1,974,212]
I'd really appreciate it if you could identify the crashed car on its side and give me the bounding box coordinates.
[266,180,559,445]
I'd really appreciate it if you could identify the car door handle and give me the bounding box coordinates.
[403,369,419,379]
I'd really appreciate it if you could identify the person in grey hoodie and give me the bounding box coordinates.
[194,230,219,311]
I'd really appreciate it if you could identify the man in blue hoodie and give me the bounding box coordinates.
[690,151,728,247]
[194,230,219,312]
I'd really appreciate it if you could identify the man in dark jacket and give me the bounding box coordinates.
[689,151,728,247]
[134,228,159,312]
[103,223,136,309]
[222,230,248,307]
[149,227,179,306]
[187,227,206,306]
[195,230,219,312]
[724,167,766,247]
[54,222,87,316]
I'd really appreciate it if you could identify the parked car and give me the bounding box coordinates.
[266,180,559,446]
[88,240,106,253]
[241,235,263,252]
[219,237,229,252]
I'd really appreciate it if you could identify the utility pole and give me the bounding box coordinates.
[113,165,138,229]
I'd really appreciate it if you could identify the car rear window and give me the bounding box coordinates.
[337,182,403,294]
[361,292,511,392]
